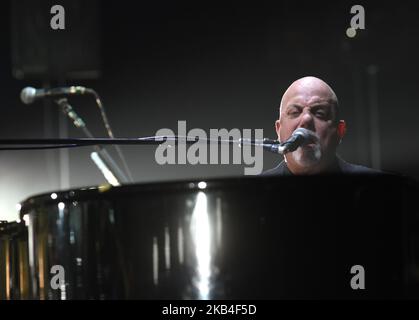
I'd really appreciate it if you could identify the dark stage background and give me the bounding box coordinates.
[1,0,418,220]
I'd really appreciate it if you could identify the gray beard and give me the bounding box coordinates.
[292,143,322,168]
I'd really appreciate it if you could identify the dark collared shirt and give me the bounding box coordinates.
[261,156,384,176]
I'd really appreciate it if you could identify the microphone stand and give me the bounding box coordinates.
[0,136,286,154]
[55,98,129,185]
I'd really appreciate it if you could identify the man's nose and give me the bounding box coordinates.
[298,110,315,130]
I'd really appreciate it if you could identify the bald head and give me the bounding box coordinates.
[280,76,339,122]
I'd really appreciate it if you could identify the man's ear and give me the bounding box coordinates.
[275,120,281,141]
[337,120,346,142]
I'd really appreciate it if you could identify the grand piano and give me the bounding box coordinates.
[1,174,419,299]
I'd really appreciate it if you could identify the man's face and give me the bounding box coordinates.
[275,80,340,174]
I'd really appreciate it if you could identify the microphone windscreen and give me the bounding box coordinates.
[20,87,37,105]
[293,128,319,143]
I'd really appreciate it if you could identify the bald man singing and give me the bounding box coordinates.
[263,76,381,176]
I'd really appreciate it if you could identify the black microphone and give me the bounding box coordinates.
[20,86,93,105]
[261,128,318,154]
[281,128,318,153]
[250,128,318,154]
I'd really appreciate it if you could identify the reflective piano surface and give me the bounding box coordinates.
[9,175,419,299]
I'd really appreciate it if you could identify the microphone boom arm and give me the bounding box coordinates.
[56,98,130,185]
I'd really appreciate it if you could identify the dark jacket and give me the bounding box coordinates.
[261,156,384,176]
